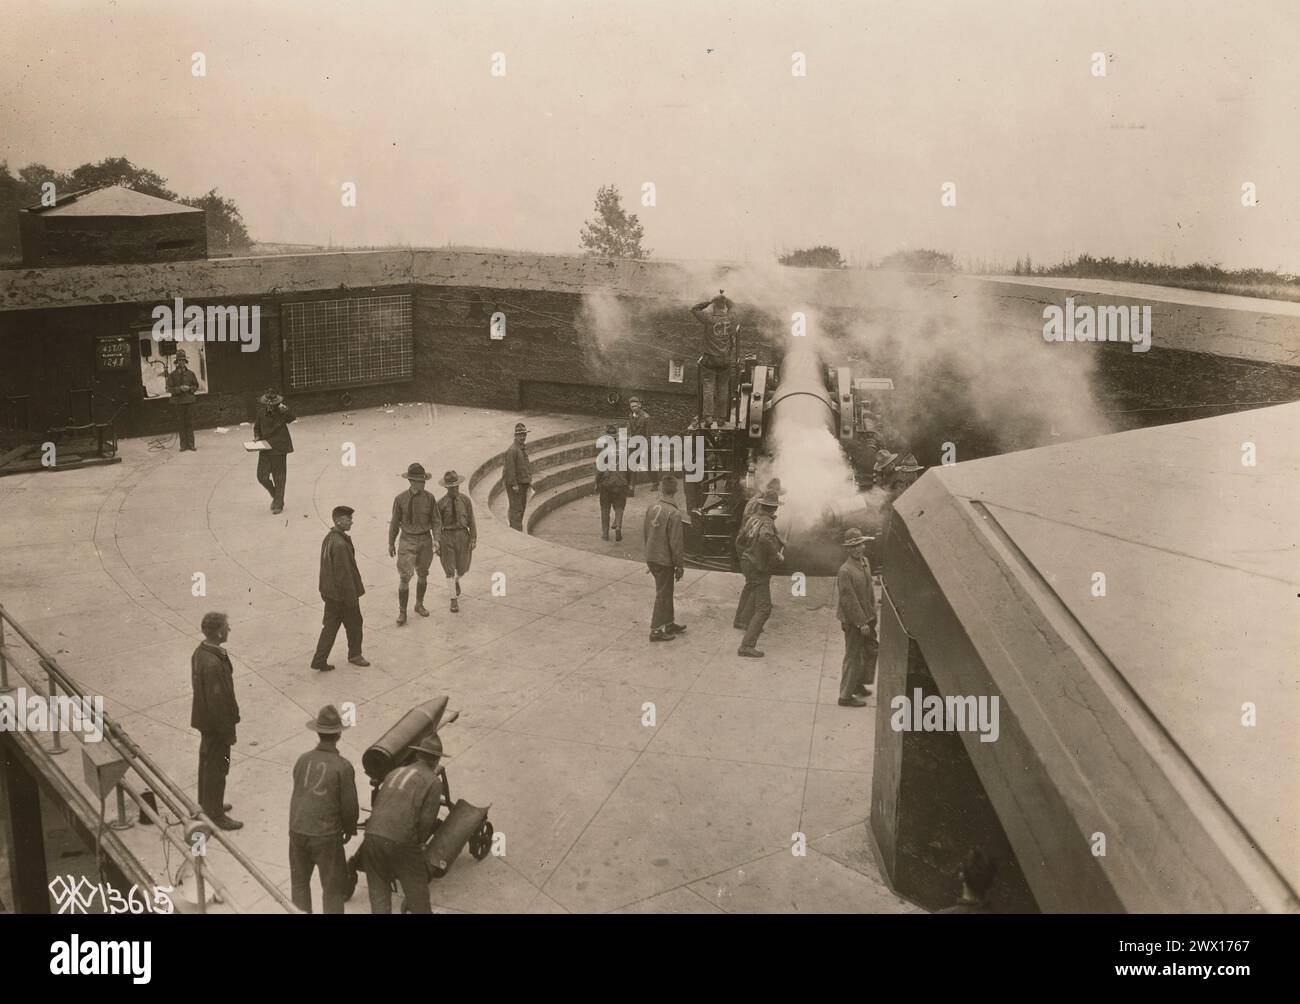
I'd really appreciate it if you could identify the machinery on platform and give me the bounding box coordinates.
[681,339,922,575]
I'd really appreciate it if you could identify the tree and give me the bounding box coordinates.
[877,248,957,273]
[778,245,846,269]
[63,157,177,200]
[182,189,251,253]
[579,184,650,259]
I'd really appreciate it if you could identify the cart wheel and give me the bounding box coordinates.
[468,820,494,861]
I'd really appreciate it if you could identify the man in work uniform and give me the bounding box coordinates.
[643,474,686,642]
[289,704,360,914]
[165,350,200,451]
[626,396,651,494]
[436,470,476,613]
[690,292,736,429]
[595,424,631,542]
[361,733,445,915]
[734,488,783,657]
[502,422,532,531]
[190,611,242,830]
[312,505,370,670]
[388,463,442,626]
[835,527,877,708]
[254,388,296,514]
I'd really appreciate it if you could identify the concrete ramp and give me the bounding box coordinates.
[872,403,1300,912]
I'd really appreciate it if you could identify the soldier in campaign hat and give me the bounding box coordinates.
[361,731,446,914]
[734,488,784,656]
[502,422,532,531]
[165,349,200,451]
[436,470,476,613]
[289,705,360,913]
[742,477,787,522]
[835,527,878,707]
[388,463,442,625]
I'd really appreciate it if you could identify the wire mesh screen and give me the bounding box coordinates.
[283,294,413,391]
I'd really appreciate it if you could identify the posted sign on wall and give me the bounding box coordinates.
[96,335,134,372]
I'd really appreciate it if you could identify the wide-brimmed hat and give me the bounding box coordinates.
[260,388,284,405]
[764,478,788,496]
[874,450,901,472]
[409,733,444,757]
[401,463,432,481]
[441,470,466,488]
[513,422,528,435]
[757,489,781,509]
[841,527,873,547]
[307,704,346,735]
[175,349,189,362]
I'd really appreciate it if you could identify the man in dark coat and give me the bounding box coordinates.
[312,505,369,671]
[502,422,532,531]
[643,474,686,642]
[190,611,242,830]
[595,424,630,541]
[835,527,877,708]
[254,388,296,514]
[165,350,200,451]
[361,733,446,914]
[289,704,360,914]
[734,489,783,657]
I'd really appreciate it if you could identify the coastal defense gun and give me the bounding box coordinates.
[682,343,921,575]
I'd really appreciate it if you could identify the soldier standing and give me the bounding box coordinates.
[289,705,360,914]
[502,422,532,531]
[734,489,783,657]
[690,292,736,429]
[361,733,446,915]
[254,388,296,514]
[436,471,476,613]
[835,527,877,708]
[165,349,200,451]
[643,474,686,642]
[311,505,370,670]
[626,396,651,493]
[190,611,242,830]
[388,463,442,626]
[595,424,630,542]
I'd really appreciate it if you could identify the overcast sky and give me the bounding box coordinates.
[3,0,1297,270]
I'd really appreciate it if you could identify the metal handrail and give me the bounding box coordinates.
[0,602,299,913]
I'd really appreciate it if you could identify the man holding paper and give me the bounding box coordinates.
[253,388,295,515]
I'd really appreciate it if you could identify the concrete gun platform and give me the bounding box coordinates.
[0,401,915,914]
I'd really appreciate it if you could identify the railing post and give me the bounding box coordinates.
[110,784,133,830]
[0,616,12,694]
[46,662,66,755]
